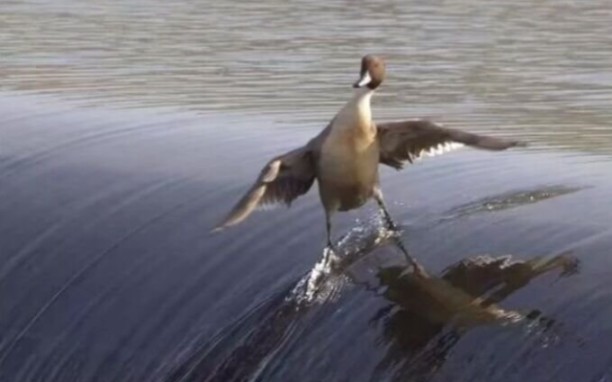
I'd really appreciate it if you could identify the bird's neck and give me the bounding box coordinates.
[333,88,375,135]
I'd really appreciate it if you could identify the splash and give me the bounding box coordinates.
[289,218,396,305]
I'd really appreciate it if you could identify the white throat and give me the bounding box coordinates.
[332,87,374,132]
[352,87,374,111]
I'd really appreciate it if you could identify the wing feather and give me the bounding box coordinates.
[377,120,525,170]
[212,146,315,231]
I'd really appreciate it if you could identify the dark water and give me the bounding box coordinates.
[2,94,612,382]
[2,1,612,381]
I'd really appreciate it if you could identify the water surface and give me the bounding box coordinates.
[1,1,612,381]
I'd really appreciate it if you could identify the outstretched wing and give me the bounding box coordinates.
[377,119,525,169]
[212,146,316,231]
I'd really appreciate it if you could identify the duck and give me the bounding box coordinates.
[212,55,525,258]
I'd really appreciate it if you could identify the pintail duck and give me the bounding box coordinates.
[213,55,524,258]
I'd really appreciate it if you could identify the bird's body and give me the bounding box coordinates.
[213,55,525,254]
[317,88,379,212]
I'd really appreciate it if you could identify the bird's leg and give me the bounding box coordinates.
[373,190,423,274]
[373,189,399,231]
[322,211,336,265]
[325,211,333,249]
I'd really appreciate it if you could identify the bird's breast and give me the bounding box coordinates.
[317,132,380,210]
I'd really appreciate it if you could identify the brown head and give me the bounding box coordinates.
[353,55,386,90]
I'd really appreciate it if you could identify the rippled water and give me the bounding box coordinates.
[3,0,612,150]
[2,1,612,381]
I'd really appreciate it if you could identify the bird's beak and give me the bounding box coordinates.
[353,71,371,88]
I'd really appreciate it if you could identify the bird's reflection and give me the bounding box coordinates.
[357,241,579,381]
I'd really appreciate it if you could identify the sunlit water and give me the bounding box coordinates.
[2,1,612,381]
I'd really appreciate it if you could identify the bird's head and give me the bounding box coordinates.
[353,55,386,90]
